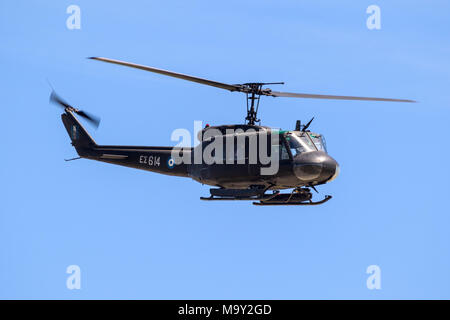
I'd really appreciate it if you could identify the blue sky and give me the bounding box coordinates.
[1,0,449,299]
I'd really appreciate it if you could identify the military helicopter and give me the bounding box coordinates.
[50,57,414,206]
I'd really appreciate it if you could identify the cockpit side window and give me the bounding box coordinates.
[286,132,316,156]
[288,132,328,153]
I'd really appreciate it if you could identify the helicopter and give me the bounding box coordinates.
[50,57,415,206]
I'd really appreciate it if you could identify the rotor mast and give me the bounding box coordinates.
[245,84,262,125]
[244,82,284,125]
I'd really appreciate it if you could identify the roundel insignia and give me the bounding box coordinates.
[167,157,175,169]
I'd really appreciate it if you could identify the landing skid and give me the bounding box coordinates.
[200,187,332,206]
[253,195,332,206]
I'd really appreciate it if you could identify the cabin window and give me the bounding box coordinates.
[280,141,290,160]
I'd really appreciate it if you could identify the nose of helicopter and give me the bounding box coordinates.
[293,151,339,183]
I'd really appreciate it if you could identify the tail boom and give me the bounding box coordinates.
[61,110,190,177]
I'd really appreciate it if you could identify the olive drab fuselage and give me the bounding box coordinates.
[63,111,339,192]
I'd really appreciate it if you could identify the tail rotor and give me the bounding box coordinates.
[49,91,101,128]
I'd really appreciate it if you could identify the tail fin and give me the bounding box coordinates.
[61,111,97,156]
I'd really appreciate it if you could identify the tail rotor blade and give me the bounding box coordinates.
[50,91,73,109]
[49,90,101,128]
[76,110,101,128]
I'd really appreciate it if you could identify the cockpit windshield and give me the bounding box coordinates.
[308,133,327,152]
[285,132,328,156]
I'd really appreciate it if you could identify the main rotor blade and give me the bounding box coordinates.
[88,57,415,103]
[268,91,416,103]
[89,57,241,92]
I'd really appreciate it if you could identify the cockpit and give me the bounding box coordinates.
[285,131,328,157]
